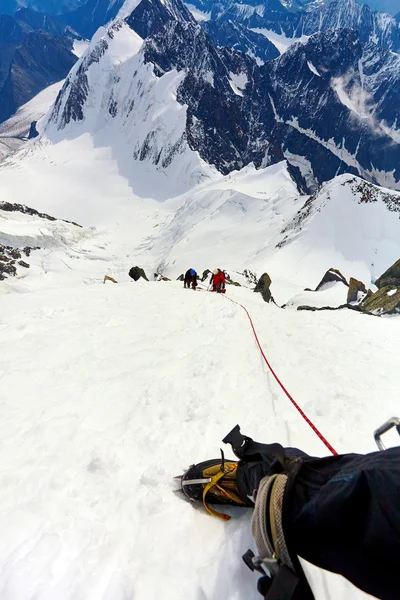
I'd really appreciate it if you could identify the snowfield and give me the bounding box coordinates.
[1,280,400,600]
[0,82,64,162]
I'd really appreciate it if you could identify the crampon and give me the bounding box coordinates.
[174,451,251,520]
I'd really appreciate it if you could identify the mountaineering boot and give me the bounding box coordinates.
[176,454,253,519]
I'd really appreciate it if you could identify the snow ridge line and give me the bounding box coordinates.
[225,296,338,456]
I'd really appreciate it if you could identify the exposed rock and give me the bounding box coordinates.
[297,304,349,312]
[360,286,400,315]
[0,254,9,262]
[297,304,375,315]
[176,274,184,281]
[315,268,348,291]
[128,266,149,282]
[227,280,241,287]
[347,277,367,304]
[10,249,21,259]
[0,202,81,227]
[28,120,39,139]
[0,262,17,276]
[23,246,40,256]
[104,275,118,283]
[375,258,400,289]
[242,269,258,286]
[254,272,273,303]
[18,260,30,268]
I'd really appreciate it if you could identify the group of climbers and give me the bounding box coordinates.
[183,268,227,293]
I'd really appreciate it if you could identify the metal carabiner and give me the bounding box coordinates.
[374,417,400,451]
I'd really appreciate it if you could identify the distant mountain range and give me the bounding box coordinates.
[1,0,399,194]
[45,0,400,193]
[0,8,77,124]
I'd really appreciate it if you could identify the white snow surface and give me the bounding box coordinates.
[284,281,348,309]
[0,81,64,162]
[307,60,321,76]
[185,2,211,21]
[251,28,310,54]
[229,71,249,96]
[1,278,399,600]
[72,39,90,57]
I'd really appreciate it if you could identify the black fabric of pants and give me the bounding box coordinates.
[236,442,400,600]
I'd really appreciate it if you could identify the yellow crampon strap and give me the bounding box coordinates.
[202,464,239,520]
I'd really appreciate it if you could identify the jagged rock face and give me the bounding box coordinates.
[191,0,321,17]
[126,0,196,38]
[375,258,400,288]
[260,29,400,188]
[361,285,400,314]
[144,21,400,186]
[202,20,280,63]
[213,0,400,54]
[315,268,348,291]
[347,277,367,303]
[142,20,271,173]
[294,0,400,52]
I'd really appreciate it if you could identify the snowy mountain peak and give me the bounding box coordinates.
[46,18,212,191]
[125,0,196,39]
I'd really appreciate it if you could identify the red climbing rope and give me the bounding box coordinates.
[225,296,338,456]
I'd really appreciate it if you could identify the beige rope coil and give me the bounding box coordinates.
[251,473,294,570]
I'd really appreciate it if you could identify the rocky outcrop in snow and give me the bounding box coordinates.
[0,201,87,281]
[254,272,274,302]
[375,257,400,289]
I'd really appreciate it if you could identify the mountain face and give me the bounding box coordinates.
[13,7,78,38]
[0,11,77,125]
[202,19,280,63]
[202,0,400,54]
[46,0,400,192]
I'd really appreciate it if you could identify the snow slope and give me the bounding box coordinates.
[0,81,63,162]
[250,28,309,53]
[1,280,399,599]
[1,126,400,304]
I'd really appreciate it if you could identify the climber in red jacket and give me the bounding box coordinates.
[210,268,226,293]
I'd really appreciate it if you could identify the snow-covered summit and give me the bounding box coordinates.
[46,19,212,190]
